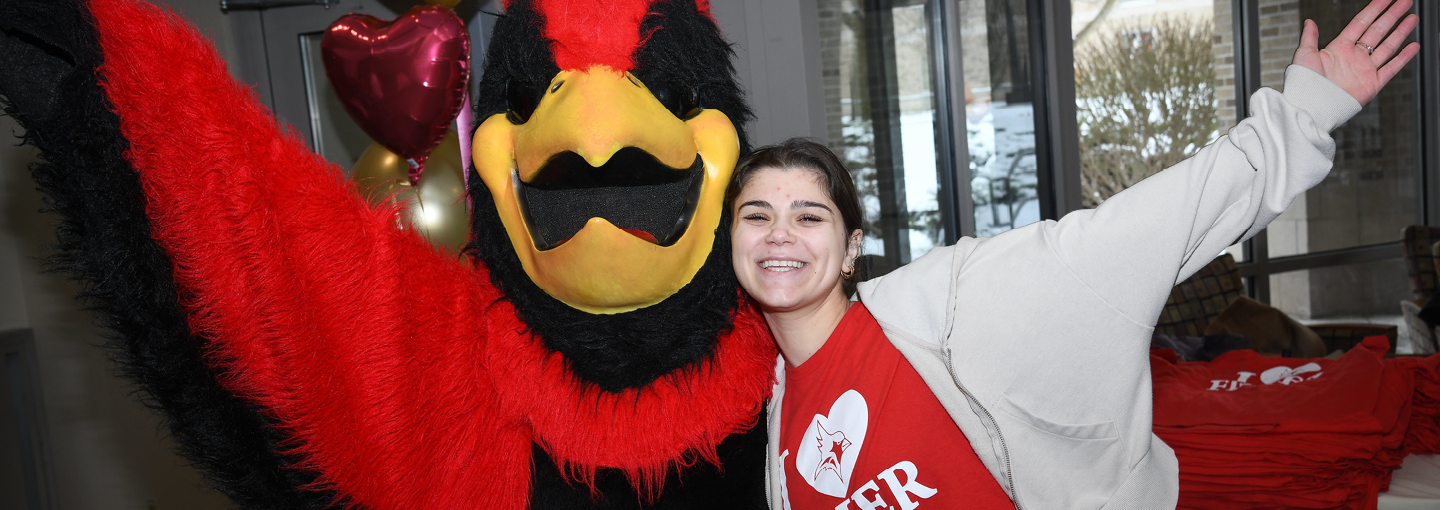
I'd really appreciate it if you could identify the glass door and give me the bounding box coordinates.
[954,0,1044,238]
[818,0,949,277]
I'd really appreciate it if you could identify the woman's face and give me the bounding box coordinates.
[731,167,859,314]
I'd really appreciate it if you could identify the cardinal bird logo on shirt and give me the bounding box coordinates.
[796,390,869,497]
[813,423,852,485]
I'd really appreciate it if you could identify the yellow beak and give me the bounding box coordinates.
[471,65,739,314]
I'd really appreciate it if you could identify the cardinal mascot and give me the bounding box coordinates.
[0,0,776,508]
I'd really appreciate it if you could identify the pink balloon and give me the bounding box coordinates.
[321,6,470,182]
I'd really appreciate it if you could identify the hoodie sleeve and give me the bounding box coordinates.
[1042,65,1361,325]
[857,65,1360,343]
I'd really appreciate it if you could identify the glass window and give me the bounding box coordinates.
[1269,258,1409,321]
[818,0,946,276]
[1071,0,1230,209]
[1251,0,1420,324]
[956,0,1043,237]
[1258,0,1419,259]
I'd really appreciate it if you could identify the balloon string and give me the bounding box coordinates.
[406,157,424,186]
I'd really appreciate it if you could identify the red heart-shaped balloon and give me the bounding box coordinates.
[321,6,470,179]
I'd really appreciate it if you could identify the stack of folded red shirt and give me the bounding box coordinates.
[1151,336,1440,510]
[1393,353,1440,457]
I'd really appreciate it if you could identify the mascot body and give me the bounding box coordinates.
[0,0,774,508]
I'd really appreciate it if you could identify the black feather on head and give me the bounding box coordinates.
[467,0,755,392]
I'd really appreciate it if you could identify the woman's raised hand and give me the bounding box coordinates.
[1292,0,1419,106]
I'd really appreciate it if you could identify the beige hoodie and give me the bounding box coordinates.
[765,65,1363,510]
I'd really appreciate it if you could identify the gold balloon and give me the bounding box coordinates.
[423,0,463,8]
[352,129,470,255]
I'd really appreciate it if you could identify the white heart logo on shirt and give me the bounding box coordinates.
[1260,362,1322,385]
[795,390,868,498]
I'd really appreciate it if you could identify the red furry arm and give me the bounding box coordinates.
[87,0,531,508]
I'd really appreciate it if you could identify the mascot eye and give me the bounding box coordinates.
[650,83,702,120]
[506,77,538,124]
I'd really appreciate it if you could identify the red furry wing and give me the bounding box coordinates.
[87,0,532,508]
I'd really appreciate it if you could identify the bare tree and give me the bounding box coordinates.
[1076,16,1218,208]
[1073,0,1121,47]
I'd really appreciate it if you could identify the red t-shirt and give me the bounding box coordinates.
[1151,337,1391,428]
[778,303,1014,510]
[1150,337,1423,509]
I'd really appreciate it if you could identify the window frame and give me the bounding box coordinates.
[1225,0,1430,302]
[930,0,1438,310]
[930,0,1080,240]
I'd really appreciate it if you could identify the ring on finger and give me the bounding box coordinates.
[1355,40,1377,55]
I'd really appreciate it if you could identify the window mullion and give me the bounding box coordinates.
[929,0,973,242]
[1034,0,1081,220]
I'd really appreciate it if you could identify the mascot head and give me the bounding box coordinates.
[467,0,754,391]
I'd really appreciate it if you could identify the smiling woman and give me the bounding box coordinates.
[730,139,1016,510]
[741,3,1420,508]
[729,139,864,344]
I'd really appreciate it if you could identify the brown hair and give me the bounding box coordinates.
[726,138,865,295]
[725,138,864,236]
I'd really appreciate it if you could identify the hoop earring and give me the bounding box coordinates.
[841,264,855,280]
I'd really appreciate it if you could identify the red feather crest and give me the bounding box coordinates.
[509,0,715,72]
